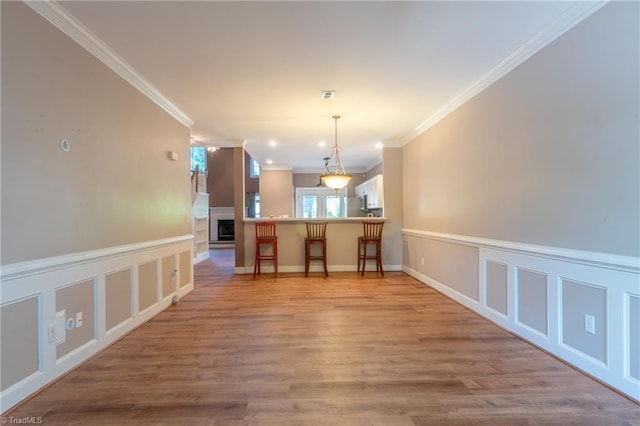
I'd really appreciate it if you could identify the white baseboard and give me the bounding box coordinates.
[194,251,210,264]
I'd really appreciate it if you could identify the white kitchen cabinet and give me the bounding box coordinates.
[355,174,384,210]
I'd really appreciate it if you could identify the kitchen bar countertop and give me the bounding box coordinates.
[243,217,386,223]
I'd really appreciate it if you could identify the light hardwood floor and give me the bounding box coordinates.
[6,249,640,425]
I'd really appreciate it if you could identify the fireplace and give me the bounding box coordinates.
[217,219,235,241]
[209,207,235,244]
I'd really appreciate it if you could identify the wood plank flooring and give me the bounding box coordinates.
[7,249,640,425]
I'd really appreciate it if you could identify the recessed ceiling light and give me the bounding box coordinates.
[268,140,277,147]
[321,90,335,100]
[318,141,326,147]
[266,159,273,165]
[375,142,384,149]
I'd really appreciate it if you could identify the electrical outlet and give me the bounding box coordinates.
[76,312,83,328]
[421,257,424,266]
[584,314,595,334]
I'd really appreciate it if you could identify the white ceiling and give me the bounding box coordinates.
[55,1,591,173]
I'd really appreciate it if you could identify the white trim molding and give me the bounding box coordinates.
[0,237,195,413]
[402,229,640,402]
[407,1,609,141]
[23,0,194,128]
[0,235,194,281]
[402,228,639,273]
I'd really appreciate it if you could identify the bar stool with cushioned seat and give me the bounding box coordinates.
[305,221,328,277]
[357,220,384,276]
[253,221,278,279]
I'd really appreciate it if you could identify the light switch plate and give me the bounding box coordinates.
[584,314,595,334]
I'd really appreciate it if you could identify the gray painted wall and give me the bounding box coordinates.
[207,148,235,207]
[562,279,607,363]
[486,261,508,315]
[517,269,548,335]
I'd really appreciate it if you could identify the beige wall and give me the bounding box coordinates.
[162,255,177,298]
[138,261,158,311]
[400,3,639,400]
[0,297,39,391]
[56,280,95,359]
[381,148,403,268]
[365,162,383,179]
[402,2,639,257]
[105,268,133,331]
[234,147,247,267]
[1,2,191,265]
[403,236,480,301]
[259,170,294,218]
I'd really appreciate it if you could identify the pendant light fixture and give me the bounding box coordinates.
[321,115,352,190]
[316,157,330,187]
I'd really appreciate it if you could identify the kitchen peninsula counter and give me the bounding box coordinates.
[243,217,386,223]
[240,217,389,274]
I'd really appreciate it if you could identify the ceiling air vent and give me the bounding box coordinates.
[321,90,335,100]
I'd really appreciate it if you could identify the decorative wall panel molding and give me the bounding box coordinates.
[402,229,640,402]
[0,236,194,412]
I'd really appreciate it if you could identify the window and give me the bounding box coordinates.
[295,187,347,218]
[250,158,260,177]
[190,146,206,173]
[302,194,318,218]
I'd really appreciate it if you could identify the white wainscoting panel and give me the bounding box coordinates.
[0,236,194,413]
[402,229,640,402]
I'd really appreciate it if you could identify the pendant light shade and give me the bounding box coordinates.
[321,115,352,190]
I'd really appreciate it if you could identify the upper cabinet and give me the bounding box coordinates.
[355,174,384,210]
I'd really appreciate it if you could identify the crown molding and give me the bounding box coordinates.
[382,140,403,148]
[261,165,294,171]
[406,0,609,143]
[24,0,194,128]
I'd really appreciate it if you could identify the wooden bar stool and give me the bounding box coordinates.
[357,221,384,276]
[305,221,328,277]
[253,221,278,279]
